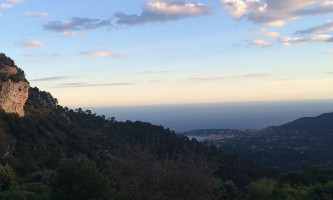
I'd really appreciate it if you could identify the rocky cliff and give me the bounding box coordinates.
[0,53,30,117]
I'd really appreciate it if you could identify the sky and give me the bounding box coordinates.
[1,0,333,107]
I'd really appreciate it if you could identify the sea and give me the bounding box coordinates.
[86,100,333,133]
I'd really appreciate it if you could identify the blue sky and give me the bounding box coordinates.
[1,0,333,107]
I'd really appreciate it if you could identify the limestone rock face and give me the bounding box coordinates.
[0,53,30,117]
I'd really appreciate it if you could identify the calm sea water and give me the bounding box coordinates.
[85,100,333,132]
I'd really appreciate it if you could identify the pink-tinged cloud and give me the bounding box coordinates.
[19,40,44,47]
[251,39,271,47]
[310,34,332,41]
[24,12,50,18]
[263,31,280,38]
[296,20,333,34]
[221,0,333,27]
[1,3,13,8]
[190,77,222,81]
[6,0,24,2]
[190,73,271,81]
[61,30,76,37]
[114,0,209,25]
[145,0,208,15]
[80,50,121,57]
[279,37,307,46]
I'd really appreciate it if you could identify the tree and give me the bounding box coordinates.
[215,180,242,200]
[0,183,51,200]
[52,156,116,200]
[246,179,276,200]
[0,164,16,191]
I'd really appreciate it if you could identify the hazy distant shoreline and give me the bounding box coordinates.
[85,100,333,132]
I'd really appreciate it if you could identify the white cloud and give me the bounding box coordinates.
[114,0,209,25]
[43,17,112,32]
[61,30,76,37]
[279,37,307,46]
[6,0,24,2]
[19,40,44,47]
[80,50,121,57]
[296,20,333,34]
[263,31,280,38]
[221,0,333,26]
[1,3,13,8]
[310,34,332,41]
[264,20,286,27]
[24,12,50,18]
[275,34,332,46]
[221,0,247,19]
[251,39,271,46]
[145,0,207,15]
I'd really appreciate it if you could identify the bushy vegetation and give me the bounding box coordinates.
[52,156,116,200]
[0,160,332,199]
[0,53,26,82]
[245,164,333,200]
[0,53,15,69]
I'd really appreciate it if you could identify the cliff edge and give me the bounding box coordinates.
[0,53,30,117]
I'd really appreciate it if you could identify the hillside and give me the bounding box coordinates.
[184,112,333,171]
[268,112,333,136]
[0,53,285,199]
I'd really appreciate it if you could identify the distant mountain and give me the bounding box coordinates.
[268,112,333,136]
[184,112,333,171]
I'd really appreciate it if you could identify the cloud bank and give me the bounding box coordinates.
[296,20,333,34]
[43,17,112,32]
[114,0,209,26]
[221,0,333,26]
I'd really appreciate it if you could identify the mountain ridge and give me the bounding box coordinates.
[266,112,333,136]
[183,111,333,171]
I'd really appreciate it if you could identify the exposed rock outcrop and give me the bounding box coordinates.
[0,53,30,117]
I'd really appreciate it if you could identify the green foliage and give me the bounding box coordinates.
[246,179,277,200]
[25,170,55,186]
[215,180,242,200]
[0,53,26,82]
[280,163,333,186]
[0,164,16,191]
[0,183,51,200]
[245,165,333,200]
[272,185,308,200]
[19,183,51,200]
[106,144,217,199]
[52,156,116,200]
[0,53,15,68]
[0,163,50,200]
